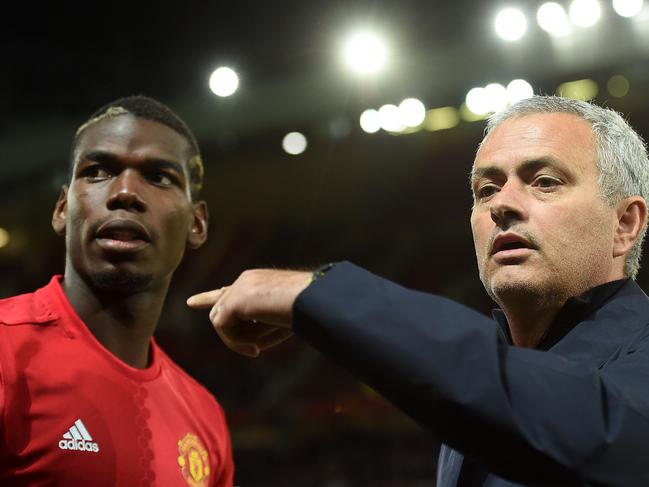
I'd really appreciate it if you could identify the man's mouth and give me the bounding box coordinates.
[95,219,151,253]
[490,233,536,258]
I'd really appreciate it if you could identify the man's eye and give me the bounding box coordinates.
[150,172,175,186]
[81,166,111,181]
[535,176,561,188]
[476,185,498,199]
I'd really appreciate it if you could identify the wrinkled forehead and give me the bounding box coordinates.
[472,112,598,174]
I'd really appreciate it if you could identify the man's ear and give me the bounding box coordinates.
[613,196,648,258]
[187,200,208,249]
[52,186,69,236]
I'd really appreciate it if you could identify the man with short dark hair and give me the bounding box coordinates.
[189,96,649,486]
[0,95,233,486]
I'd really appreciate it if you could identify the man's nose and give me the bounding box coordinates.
[106,169,147,212]
[489,182,528,227]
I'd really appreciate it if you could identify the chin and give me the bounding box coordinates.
[488,279,536,302]
[89,270,154,294]
[483,268,552,304]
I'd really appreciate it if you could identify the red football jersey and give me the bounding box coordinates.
[0,276,234,486]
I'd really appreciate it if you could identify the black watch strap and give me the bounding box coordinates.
[310,263,335,283]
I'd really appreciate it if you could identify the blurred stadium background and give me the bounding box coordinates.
[2,1,649,484]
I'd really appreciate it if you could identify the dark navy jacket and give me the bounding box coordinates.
[294,262,649,486]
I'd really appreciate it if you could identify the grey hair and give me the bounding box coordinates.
[483,96,649,279]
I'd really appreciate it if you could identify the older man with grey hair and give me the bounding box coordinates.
[189,96,649,486]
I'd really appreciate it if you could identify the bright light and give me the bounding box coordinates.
[378,104,405,132]
[607,75,630,97]
[343,31,388,76]
[423,107,460,131]
[360,109,381,134]
[613,0,644,17]
[209,67,239,97]
[557,79,599,100]
[467,80,533,117]
[282,132,308,155]
[0,228,8,249]
[466,87,491,116]
[569,0,602,27]
[537,3,572,36]
[398,98,426,127]
[507,79,534,104]
[485,83,509,113]
[494,8,528,41]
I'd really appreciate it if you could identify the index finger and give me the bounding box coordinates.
[186,288,227,309]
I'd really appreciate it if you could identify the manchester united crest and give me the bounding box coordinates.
[177,433,210,487]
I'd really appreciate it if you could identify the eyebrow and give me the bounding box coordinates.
[470,156,570,187]
[78,150,186,177]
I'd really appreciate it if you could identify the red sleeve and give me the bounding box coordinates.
[0,359,4,426]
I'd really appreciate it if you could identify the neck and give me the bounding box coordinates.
[495,286,570,347]
[62,267,170,368]
[498,269,627,347]
[501,299,563,347]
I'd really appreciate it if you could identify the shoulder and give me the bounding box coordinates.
[0,284,58,327]
[601,280,649,332]
[611,279,649,307]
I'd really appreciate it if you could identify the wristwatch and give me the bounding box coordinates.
[310,262,335,283]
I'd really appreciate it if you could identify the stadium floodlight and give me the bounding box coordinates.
[507,79,534,104]
[494,8,528,41]
[466,87,491,116]
[612,0,644,17]
[398,98,426,127]
[360,109,381,134]
[282,132,308,155]
[485,83,509,113]
[537,2,572,36]
[378,104,405,132]
[568,0,602,27]
[209,67,239,97]
[343,31,388,76]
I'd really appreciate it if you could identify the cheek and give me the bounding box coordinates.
[67,188,104,220]
[64,194,92,236]
[159,205,192,243]
[470,213,491,258]
[535,202,613,258]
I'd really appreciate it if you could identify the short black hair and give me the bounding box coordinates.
[70,95,204,200]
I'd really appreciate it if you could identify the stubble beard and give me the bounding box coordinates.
[64,219,160,296]
[481,262,569,312]
[89,269,154,294]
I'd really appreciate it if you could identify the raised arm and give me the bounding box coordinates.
[189,262,649,485]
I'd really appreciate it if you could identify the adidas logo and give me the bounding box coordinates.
[58,419,100,453]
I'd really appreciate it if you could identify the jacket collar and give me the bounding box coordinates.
[492,279,649,363]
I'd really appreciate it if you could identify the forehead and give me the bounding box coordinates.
[473,112,597,175]
[74,114,191,167]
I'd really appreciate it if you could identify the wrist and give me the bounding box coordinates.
[310,263,335,284]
